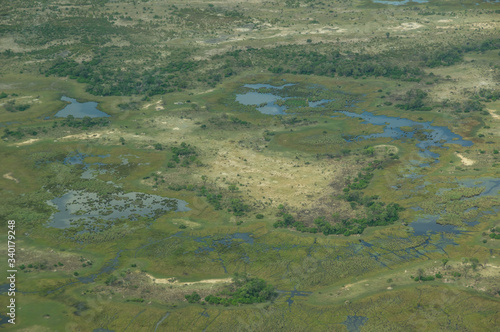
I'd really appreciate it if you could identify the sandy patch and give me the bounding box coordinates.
[197,89,214,95]
[147,273,232,285]
[199,142,346,210]
[437,19,453,23]
[143,100,164,110]
[487,109,500,120]
[171,218,201,229]
[455,153,475,166]
[470,22,497,30]
[374,144,399,154]
[113,19,135,27]
[3,173,19,183]
[390,22,423,31]
[60,132,103,140]
[14,138,39,146]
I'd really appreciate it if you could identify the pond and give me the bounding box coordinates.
[409,215,462,236]
[46,190,190,229]
[457,178,500,198]
[337,111,473,164]
[342,315,368,332]
[235,84,333,115]
[55,96,110,118]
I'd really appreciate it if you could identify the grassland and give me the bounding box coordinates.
[0,0,499,331]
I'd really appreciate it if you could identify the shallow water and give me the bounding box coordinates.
[409,215,462,236]
[47,190,190,229]
[235,92,288,115]
[276,287,312,310]
[55,96,110,118]
[236,84,334,115]
[337,110,472,164]
[342,315,368,332]
[0,314,9,327]
[458,178,500,198]
[63,151,112,179]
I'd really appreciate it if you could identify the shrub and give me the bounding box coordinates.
[185,292,201,303]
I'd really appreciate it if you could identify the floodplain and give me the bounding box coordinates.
[0,0,499,331]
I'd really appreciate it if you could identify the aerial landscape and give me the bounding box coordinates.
[0,0,499,330]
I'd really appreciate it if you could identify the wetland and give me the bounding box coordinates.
[0,0,499,330]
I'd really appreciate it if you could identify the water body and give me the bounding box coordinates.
[373,0,428,5]
[457,178,500,198]
[55,96,110,118]
[342,315,368,332]
[236,84,333,115]
[409,215,462,236]
[0,314,9,327]
[78,250,123,284]
[47,190,190,229]
[0,121,19,128]
[337,111,472,164]
[276,287,313,310]
[236,92,288,115]
[154,312,170,332]
[63,151,112,179]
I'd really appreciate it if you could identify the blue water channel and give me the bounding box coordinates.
[338,110,473,164]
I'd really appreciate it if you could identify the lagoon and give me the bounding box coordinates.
[55,96,110,118]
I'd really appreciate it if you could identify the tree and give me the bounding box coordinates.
[363,146,375,156]
[185,292,201,303]
[119,137,125,145]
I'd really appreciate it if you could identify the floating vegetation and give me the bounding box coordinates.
[235,83,360,115]
[46,190,190,229]
[338,111,473,165]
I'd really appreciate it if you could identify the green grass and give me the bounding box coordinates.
[1,1,500,330]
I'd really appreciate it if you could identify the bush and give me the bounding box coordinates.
[185,292,201,303]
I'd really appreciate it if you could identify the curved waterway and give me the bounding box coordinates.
[337,110,473,164]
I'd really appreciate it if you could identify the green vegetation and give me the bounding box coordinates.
[0,0,499,330]
[204,274,276,306]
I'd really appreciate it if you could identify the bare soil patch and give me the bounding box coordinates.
[3,172,19,183]
[14,138,40,146]
[455,153,475,166]
[146,273,232,286]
